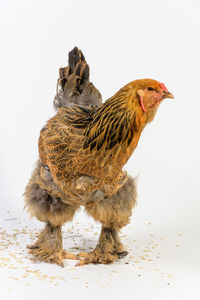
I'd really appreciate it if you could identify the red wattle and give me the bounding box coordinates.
[139,97,146,113]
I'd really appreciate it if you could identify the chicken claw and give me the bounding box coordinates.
[76,250,128,266]
[27,224,77,267]
[75,250,119,266]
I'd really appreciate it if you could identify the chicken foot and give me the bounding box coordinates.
[76,227,128,266]
[27,223,77,267]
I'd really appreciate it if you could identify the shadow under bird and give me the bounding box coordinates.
[24,47,174,266]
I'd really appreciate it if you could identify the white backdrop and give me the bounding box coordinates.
[0,0,200,299]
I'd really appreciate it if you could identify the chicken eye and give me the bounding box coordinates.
[147,87,154,91]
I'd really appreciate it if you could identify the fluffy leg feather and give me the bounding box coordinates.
[77,176,137,266]
[76,227,128,266]
[24,161,79,266]
[27,223,77,267]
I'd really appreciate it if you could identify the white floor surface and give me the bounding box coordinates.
[0,205,199,300]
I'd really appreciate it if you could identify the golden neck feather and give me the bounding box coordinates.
[83,87,147,160]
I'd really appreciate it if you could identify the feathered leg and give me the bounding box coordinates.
[77,176,137,266]
[24,162,79,266]
[77,228,128,266]
[27,223,76,267]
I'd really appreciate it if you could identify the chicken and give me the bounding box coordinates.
[24,47,174,267]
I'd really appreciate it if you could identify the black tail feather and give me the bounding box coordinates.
[53,47,102,109]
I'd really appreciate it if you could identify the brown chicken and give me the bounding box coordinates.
[24,47,174,267]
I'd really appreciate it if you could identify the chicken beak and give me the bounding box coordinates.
[162,91,174,99]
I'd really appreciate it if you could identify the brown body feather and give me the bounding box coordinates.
[39,81,147,201]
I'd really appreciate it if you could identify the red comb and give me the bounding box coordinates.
[160,83,168,92]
